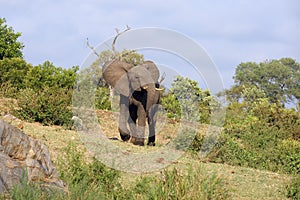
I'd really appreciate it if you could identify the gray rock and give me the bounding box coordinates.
[0,120,66,193]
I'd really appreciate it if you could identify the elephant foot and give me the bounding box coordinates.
[147,142,155,146]
[147,136,155,146]
[118,127,131,142]
[131,137,144,146]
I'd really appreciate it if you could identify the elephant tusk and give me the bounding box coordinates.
[155,87,164,91]
[142,86,148,90]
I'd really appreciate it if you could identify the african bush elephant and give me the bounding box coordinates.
[102,59,162,146]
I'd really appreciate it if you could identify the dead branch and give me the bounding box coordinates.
[86,38,100,58]
[112,25,131,55]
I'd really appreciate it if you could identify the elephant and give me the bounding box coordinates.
[102,59,163,146]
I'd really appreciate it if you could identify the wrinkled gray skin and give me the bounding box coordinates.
[102,59,161,146]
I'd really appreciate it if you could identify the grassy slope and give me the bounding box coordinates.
[0,110,292,200]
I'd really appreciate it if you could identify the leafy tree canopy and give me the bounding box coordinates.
[0,18,24,59]
[233,58,300,104]
[163,76,219,123]
[25,61,78,91]
[0,57,32,89]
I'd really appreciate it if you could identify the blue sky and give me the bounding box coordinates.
[1,0,299,89]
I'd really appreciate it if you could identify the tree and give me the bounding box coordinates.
[15,61,78,127]
[0,57,32,89]
[233,58,300,104]
[24,61,78,90]
[0,18,24,59]
[162,76,218,123]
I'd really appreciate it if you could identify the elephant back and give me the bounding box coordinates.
[141,61,160,83]
[102,59,133,96]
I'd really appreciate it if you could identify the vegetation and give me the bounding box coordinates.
[207,98,300,174]
[0,58,78,127]
[161,76,220,124]
[231,58,300,104]
[0,19,299,199]
[286,175,300,200]
[201,58,300,179]
[5,142,230,200]
[15,86,74,127]
[0,18,24,59]
[0,57,31,92]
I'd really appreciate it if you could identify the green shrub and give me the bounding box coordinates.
[161,93,181,119]
[14,86,73,127]
[173,128,204,152]
[95,86,111,110]
[286,175,300,200]
[161,76,220,124]
[0,58,31,92]
[208,100,300,174]
[0,82,19,99]
[57,142,121,199]
[24,61,78,91]
[278,139,300,174]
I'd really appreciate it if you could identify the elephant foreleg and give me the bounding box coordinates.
[128,104,137,141]
[130,98,146,146]
[118,95,131,141]
[147,104,159,146]
[147,89,160,146]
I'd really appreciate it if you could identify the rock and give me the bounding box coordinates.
[0,120,66,193]
[71,115,85,131]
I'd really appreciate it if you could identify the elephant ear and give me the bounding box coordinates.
[102,59,132,96]
[141,61,160,83]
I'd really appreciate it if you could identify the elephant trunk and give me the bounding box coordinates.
[146,83,156,114]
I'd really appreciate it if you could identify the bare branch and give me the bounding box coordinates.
[86,38,100,58]
[112,26,131,55]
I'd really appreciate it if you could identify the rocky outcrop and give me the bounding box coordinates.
[0,120,66,193]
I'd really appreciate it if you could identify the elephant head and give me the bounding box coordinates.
[102,59,160,112]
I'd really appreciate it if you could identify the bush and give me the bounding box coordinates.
[95,87,111,110]
[173,128,204,152]
[0,82,19,99]
[161,93,181,119]
[161,76,220,124]
[24,61,78,91]
[208,100,300,174]
[57,142,121,199]
[286,175,300,200]
[14,87,73,128]
[0,57,31,91]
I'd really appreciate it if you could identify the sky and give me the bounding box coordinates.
[1,0,299,90]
